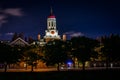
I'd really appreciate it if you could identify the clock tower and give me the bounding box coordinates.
[44,7,61,42]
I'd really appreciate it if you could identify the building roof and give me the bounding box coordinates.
[9,37,29,46]
[48,14,55,18]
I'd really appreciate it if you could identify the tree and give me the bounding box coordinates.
[11,32,25,41]
[43,40,68,71]
[23,45,42,72]
[0,43,23,72]
[28,36,34,44]
[101,34,120,68]
[11,32,18,41]
[18,32,24,39]
[71,36,99,70]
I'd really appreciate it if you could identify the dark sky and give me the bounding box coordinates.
[0,0,120,40]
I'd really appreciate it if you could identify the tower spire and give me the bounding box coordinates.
[50,6,53,15]
[44,5,61,42]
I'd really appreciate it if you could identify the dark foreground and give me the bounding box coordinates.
[0,69,120,80]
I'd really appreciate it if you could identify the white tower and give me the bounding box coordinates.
[44,7,61,42]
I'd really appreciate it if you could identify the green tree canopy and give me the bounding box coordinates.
[0,43,23,72]
[71,36,99,70]
[43,40,68,70]
[101,34,120,62]
[23,45,42,72]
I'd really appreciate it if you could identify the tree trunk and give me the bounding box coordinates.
[106,60,109,70]
[25,64,28,70]
[78,62,79,68]
[82,62,85,71]
[73,57,76,68]
[57,63,60,71]
[31,64,34,72]
[4,62,7,72]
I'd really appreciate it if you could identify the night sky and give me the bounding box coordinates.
[0,0,120,40]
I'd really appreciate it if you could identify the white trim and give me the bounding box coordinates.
[9,37,29,46]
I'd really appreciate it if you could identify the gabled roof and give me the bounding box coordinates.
[9,37,29,46]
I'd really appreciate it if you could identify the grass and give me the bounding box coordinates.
[0,69,119,80]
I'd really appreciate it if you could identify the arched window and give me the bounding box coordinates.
[51,21,53,27]
[49,22,50,27]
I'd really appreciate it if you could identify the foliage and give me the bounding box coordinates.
[71,36,99,70]
[0,42,24,72]
[23,45,42,71]
[43,40,68,67]
[101,34,120,62]
[0,43,23,64]
[71,36,99,61]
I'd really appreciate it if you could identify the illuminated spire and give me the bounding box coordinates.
[50,6,53,15]
[48,6,55,18]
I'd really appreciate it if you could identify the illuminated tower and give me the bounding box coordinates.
[44,7,61,42]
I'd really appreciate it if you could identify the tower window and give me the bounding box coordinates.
[51,21,53,27]
[49,22,50,26]
[54,22,56,27]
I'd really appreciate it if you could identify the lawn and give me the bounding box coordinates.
[0,69,119,80]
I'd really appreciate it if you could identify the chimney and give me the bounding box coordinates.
[37,34,41,41]
[63,34,66,41]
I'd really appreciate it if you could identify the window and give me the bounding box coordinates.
[51,21,53,27]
